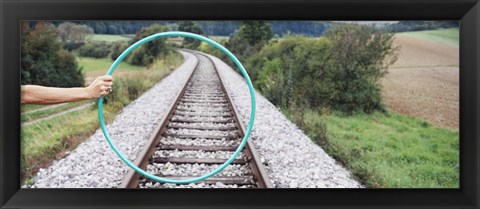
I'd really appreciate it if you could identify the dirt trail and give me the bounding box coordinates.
[381,34,459,130]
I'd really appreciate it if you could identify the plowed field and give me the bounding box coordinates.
[381,34,459,130]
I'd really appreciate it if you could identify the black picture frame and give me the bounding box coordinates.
[1,0,479,208]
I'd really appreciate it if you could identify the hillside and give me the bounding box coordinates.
[381,28,459,130]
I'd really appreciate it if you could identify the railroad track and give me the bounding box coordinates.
[120,51,272,188]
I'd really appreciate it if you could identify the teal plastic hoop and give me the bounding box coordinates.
[98,31,256,184]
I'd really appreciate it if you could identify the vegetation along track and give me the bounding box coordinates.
[120,51,272,188]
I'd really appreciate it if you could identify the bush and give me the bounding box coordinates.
[110,41,129,60]
[62,42,85,51]
[325,24,398,112]
[77,41,112,58]
[225,21,273,59]
[247,24,398,113]
[198,40,227,60]
[21,21,84,87]
[178,21,204,49]
[57,22,94,51]
[127,24,169,66]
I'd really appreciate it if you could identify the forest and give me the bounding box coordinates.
[44,20,331,37]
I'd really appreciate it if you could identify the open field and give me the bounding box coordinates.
[381,30,459,130]
[398,28,459,48]
[209,35,229,42]
[76,56,144,84]
[85,34,132,42]
[167,37,183,46]
[391,32,458,68]
[77,57,143,73]
[382,66,458,130]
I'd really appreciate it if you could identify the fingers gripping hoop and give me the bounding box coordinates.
[97,31,256,184]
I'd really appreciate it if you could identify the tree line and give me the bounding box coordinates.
[46,21,331,37]
[35,20,459,37]
[386,21,458,32]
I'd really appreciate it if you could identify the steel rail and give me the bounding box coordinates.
[120,51,272,188]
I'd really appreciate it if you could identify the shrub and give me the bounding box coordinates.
[127,24,169,66]
[198,40,227,60]
[247,24,398,113]
[324,24,398,112]
[77,41,112,58]
[178,21,204,49]
[110,41,129,60]
[21,21,84,87]
[225,21,272,59]
[57,22,94,51]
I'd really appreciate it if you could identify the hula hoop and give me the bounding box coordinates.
[97,31,256,184]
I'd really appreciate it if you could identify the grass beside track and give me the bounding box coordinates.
[21,101,92,123]
[285,109,459,188]
[22,104,52,113]
[21,107,108,183]
[398,28,459,48]
[21,51,184,185]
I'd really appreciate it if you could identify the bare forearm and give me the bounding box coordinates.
[21,85,93,104]
[21,75,113,105]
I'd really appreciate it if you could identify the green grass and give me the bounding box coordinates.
[21,107,110,182]
[287,109,459,188]
[85,34,132,43]
[21,100,92,123]
[77,56,143,74]
[21,107,98,160]
[398,28,459,48]
[21,104,50,113]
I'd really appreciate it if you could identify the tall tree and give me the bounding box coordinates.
[226,21,272,59]
[127,24,169,66]
[21,21,84,87]
[178,21,204,49]
[57,22,94,50]
[237,21,272,45]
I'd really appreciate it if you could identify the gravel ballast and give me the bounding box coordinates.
[28,51,362,188]
[204,53,362,188]
[29,51,198,188]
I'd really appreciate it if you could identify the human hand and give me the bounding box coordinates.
[86,75,113,99]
